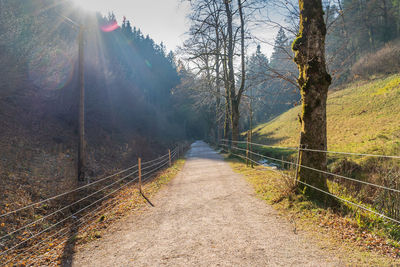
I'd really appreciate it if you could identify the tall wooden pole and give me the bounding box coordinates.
[77,25,85,182]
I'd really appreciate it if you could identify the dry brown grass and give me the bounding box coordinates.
[352,40,400,79]
[1,158,185,266]
[227,158,400,265]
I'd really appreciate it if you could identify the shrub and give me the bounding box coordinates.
[330,158,363,190]
[351,40,400,78]
[374,167,400,221]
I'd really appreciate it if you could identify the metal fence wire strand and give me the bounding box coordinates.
[220,139,298,150]
[8,195,117,265]
[8,150,178,265]
[221,142,400,194]
[1,146,180,262]
[1,148,177,218]
[30,150,178,265]
[0,163,138,219]
[0,168,139,244]
[219,142,400,226]
[1,154,172,256]
[141,152,170,166]
[224,139,400,159]
[0,170,139,257]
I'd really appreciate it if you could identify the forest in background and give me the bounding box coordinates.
[1,0,400,264]
[0,0,399,217]
[0,0,211,205]
[178,0,400,140]
[178,0,400,224]
[0,0,399,207]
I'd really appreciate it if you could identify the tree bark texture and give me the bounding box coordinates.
[292,0,331,200]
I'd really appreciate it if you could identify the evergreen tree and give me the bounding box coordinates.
[270,27,289,68]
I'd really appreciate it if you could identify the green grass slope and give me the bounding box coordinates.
[252,74,400,155]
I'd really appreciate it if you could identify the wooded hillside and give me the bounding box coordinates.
[0,0,205,207]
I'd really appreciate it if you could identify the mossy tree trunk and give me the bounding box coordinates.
[292,0,332,201]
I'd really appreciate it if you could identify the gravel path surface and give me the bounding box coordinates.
[72,141,341,266]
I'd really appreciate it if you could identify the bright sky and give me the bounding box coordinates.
[70,0,278,57]
[70,0,191,52]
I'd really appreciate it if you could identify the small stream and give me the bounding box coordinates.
[258,159,280,169]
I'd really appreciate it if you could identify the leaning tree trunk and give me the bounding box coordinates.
[292,0,332,201]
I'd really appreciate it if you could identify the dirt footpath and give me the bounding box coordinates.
[72,141,341,266]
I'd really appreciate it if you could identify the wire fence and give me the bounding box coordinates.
[0,146,182,265]
[225,142,400,194]
[229,139,400,159]
[3,139,398,264]
[219,139,400,227]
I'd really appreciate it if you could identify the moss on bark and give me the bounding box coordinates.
[293,0,333,203]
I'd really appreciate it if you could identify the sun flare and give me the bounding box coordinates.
[70,0,103,13]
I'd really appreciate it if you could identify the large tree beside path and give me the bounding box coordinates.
[182,0,262,143]
[224,0,246,143]
[292,0,332,200]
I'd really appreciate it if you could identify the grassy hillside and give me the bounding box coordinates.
[236,75,400,253]
[252,74,400,155]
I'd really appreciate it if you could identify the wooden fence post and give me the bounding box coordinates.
[249,128,253,168]
[168,149,172,166]
[137,157,154,207]
[138,157,142,193]
[294,132,303,184]
[246,131,249,167]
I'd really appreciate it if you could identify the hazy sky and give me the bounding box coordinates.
[71,0,191,51]
[70,0,278,57]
